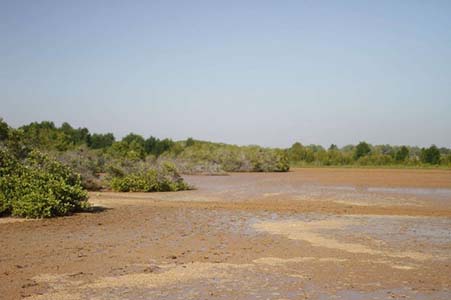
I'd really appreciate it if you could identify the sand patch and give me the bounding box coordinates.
[253,218,433,261]
[86,262,251,289]
[254,256,348,266]
[0,217,35,224]
[27,262,252,299]
[333,200,369,206]
[263,192,281,197]
[254,256,418,271]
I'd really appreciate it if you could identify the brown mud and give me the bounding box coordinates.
[1,168,450,299]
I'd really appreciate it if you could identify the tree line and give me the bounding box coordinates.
[13,120,174,157]
[1,118,450,169]
[288,141,450,167]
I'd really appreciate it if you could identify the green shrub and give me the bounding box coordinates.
[160,142,290,174]
[354,141,371,160]
[420,145,441,165]
[108,161,190,192]
[88,133,115,149]
[0,148,89,218]
[395,146,409,162]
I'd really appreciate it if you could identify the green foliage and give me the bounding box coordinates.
[186,137,195,147]
[287,141,451,168]
[122,133,145,146]
[443,154,451,166]
[420,145,441,165]
[3,129,31,159]
[0,148,88,218]
[19,121,91,151]
[395,146,409,162]
[3,118,450,186]
[88,133,115,149]
[109,161,189,192]
[288,143,353,166]
[357,153,394,166]
[108,133,177,159]
[354,141,371,160]
[328,144,338,151]
[144,136,158,154]
[145,137,175,157]
[108,140,145,160]
[106,133,152,160]
[0,118,8,141]
[60,122,90,146]
[288,142,304,162]
[161,141,289,173]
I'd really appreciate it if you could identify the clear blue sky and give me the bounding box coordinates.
[1,0,450,147]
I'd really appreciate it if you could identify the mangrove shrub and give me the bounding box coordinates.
[0,148,89,218]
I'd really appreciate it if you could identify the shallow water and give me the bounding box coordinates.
[184,173,451,208]
[316,287,451,300]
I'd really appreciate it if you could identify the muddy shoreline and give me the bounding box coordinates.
[1,168,450,299]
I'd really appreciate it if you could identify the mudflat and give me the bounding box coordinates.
[1,168,451,299]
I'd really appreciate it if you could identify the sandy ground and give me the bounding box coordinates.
[1,168,451,299]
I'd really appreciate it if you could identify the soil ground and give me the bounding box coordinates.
[1,168,451,299]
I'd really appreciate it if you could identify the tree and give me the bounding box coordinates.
[127,140,146,160]
[420,145,441,165]
[186,137,195,147]
[288,142,305,162]
[328,144,338,151]
[395,146,409,162]
[354,141,371,160]
[122,133,145,147]
[89,133,115,149]
[0,118,8,141]
[154,138,175,156]
[144,136,158,154]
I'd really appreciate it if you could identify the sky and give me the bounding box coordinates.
[1,0,450,148]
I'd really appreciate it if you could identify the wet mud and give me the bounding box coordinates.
[1,168,450,299]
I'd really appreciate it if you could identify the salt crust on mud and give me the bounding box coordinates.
[252,218,433,261]
[29,256,419,299]
[27,262,252,300]
[86,262,252,289]
[253,256,418,270]
[253,256,347,265]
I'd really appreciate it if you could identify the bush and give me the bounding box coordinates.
[420,145,441,165]
[88,133,115,149]
[108,161,190,192]
[395,146,409,162]
[354,141,371,160]
[0,148,89,218]
[54,147,105,191]
[160,142,290,174]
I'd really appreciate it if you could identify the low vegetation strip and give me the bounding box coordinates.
[1,117,450,219]
[159,142,290,174]
[287,141,450,167]
[108,162,190,192]
[0,118,291,192]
